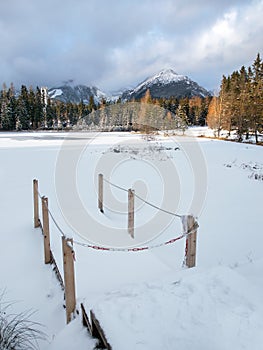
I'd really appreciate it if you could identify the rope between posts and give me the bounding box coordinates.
[103,176,182,218]
[103,177,129,192]
[36,188,195,252]
[134,193,181,218]
[38,190,66,238]
[47,207,66,238]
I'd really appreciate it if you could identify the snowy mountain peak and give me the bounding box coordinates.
[150,68,185,83]
[145,68,184,84]
[121,68,210,100]
[48,69,210,104]
[134,69,186,93]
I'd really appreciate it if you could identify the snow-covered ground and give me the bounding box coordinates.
[0,128,262,349]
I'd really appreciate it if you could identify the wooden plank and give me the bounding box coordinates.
[80,303,92,335]
[90,310,112,350]
[128,189,135,238]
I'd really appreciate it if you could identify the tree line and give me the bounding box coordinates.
[1,53,262,137]
[207,53,263,143]
[0,84,98,131]
[75,89,211,133]
[0,83,210,132]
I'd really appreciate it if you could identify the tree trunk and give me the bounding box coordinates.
[255,128,258,144]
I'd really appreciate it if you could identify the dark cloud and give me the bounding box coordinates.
[0,0,262,92]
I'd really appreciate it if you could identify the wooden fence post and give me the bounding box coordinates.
[41,196,51,264]
[128,189,135,238]
[98,173,104,213]
[33,179,40,228]
[62,237,76,324]
[182,215,198,268]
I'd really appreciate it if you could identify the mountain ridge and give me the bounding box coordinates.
[48,84,106,104]
[47,69,211,104]
[121,69,210,100]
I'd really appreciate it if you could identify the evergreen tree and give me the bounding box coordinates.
[189,96,202,125]
[6,84,17,130]
[88,95,96,113]
[34,87,44,128]
[176,104,188,134]
[249,53,263,143]
[0,86,10,130]
[178,98,189,124]
[218,75,232,136]
[208,53,263,142]
[46,98,56,128]
[17,85,30,130]
[200,97,211,126]
[28,86,36,128]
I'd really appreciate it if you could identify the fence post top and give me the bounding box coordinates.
[62,236,74,247]
[181,215,198,233]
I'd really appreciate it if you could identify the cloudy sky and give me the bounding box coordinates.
[0,0,262,93]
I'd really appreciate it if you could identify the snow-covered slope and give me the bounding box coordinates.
[89,265,263,350]
[48,84,106,104]
[134,68,186,91]
[0,129,262,349]
[47,69,209,104]
[122,68,210,100]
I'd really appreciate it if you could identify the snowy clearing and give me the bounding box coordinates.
[0,129,262,349]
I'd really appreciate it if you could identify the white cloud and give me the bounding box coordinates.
[98,0,263,91]
[100,33,176,91]
[196,2,262,59]
[0,0,262,91]
[186,0,263,87]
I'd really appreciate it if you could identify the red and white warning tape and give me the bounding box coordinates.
[72,231,190,252]
[37,187,196,253]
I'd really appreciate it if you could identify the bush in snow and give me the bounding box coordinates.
[0,293,46,349]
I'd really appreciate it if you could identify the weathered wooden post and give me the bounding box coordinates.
[33,179,40,228]
[128,189,135,238]
[182,215,198,268]
[41,196,51,264]
[62,237,76,324]
[98,173,104,213]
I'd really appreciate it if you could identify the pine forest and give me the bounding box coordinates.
[0,53,262,143]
